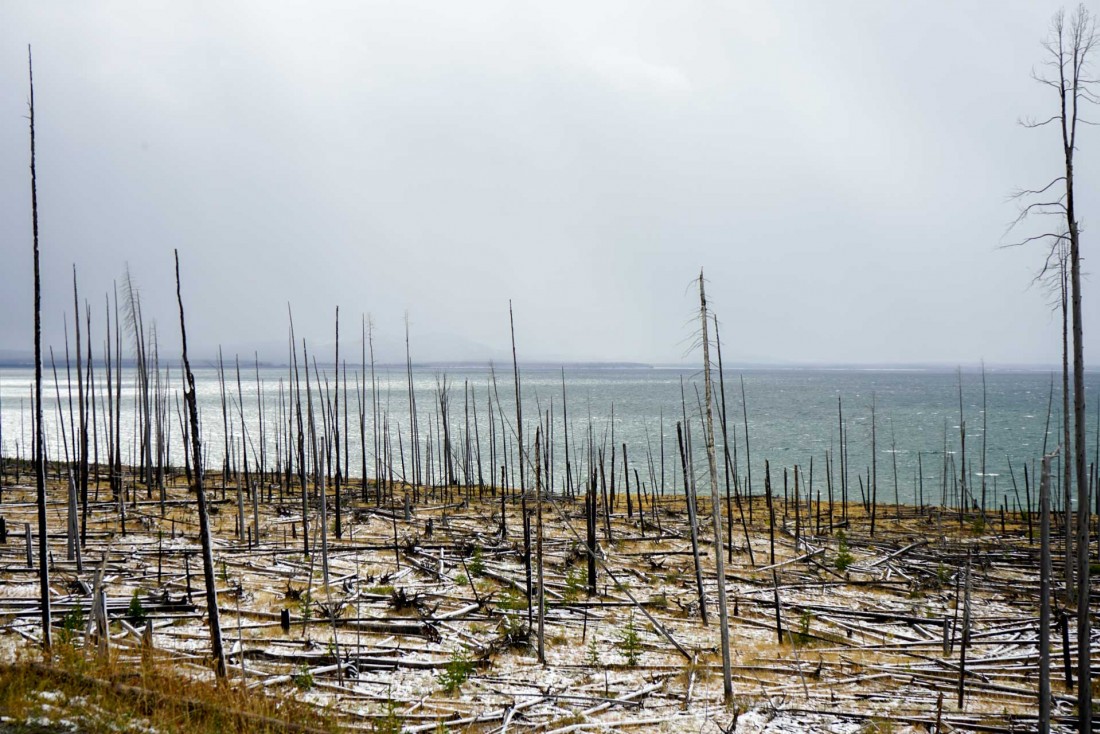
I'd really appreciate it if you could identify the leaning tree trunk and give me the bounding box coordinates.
[174,250,227,680]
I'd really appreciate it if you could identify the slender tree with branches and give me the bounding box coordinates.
[1011,7,1096,729]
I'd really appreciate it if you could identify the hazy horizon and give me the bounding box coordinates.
[0,347,1086,373]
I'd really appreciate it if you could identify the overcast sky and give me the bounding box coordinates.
[1,2,1097,366]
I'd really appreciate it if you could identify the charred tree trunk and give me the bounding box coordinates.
[27,47,51,649]
[174,250,227,680]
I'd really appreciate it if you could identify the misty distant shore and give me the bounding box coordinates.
[0,354,1082,373]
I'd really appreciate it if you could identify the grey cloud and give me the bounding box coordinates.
[0,1,1095,367]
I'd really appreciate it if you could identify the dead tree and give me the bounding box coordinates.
[1039,449,1058,733]
[677,422,707,625]
[698,270,733,702]
[1060,245,1073,604]
[333,308,342,538]
[27,46,51,649]
[174,250,227,680]
[73,269,89,546]
[1032,241,1073,594]
[1013,10,1097,726]
[535,427,545,664]
[870,393,877,536]
[714,316,753,565]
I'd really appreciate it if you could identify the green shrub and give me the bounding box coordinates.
[298,590,313,624]
[59,603,85,645]
[793,610,813,646]
[617,614,642,666]
[563,566,584,602]
[436,647,475,694]
[500,612,528,648]
[468,547,485,578]
[496,587,527,611]
[373,688,402,734]
[292,664,314,691]
[834,531,854,572]
[127,591,147,627]
[366,584,395,596]
[585,638,601,668]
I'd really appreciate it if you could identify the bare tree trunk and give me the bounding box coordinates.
[957,553,972,709]
[698,270,733,702]
[535,427,545,664]
[233,356,250,543]
[320,437,330,588]
[404,315,419,490]
[27,47,51,650]
[1043,11,1098,725]
[73,270,89,547]
[334,308,342,538]
[1059,263,1076,601]
[677,422,707,625]
[113,287,122,503]
[741,377,753,525]
[174,250,227,680]
[289,311,309,556]
[870,393,877,536]
[980,362,988,520]
[586,467,597,595]
[1039,450,1056,733]
[509,302,525,521]
[958,371,967,526]
[715,320,753,564]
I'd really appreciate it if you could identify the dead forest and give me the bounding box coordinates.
[5,7,1100,731]
[0,259,1096,734]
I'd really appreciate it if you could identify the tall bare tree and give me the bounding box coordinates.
[698,270,733,702]
[1013,7,1096,729]
[27,45,51,650]
[174,251,227,680]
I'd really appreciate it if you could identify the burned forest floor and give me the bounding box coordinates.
[0,467,1095,733]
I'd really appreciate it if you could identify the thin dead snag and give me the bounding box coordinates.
[535,426,545,665]
[677,422,707,626]
[698,269,732,702]
[1039,449,1058,733]
[174,250,227,680]
[28,45,51,650]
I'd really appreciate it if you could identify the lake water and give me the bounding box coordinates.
[0,364,1094,510]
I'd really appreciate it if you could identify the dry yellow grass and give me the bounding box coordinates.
[0,644,341,734]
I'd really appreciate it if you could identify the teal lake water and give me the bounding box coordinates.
[1,365,1094,510]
